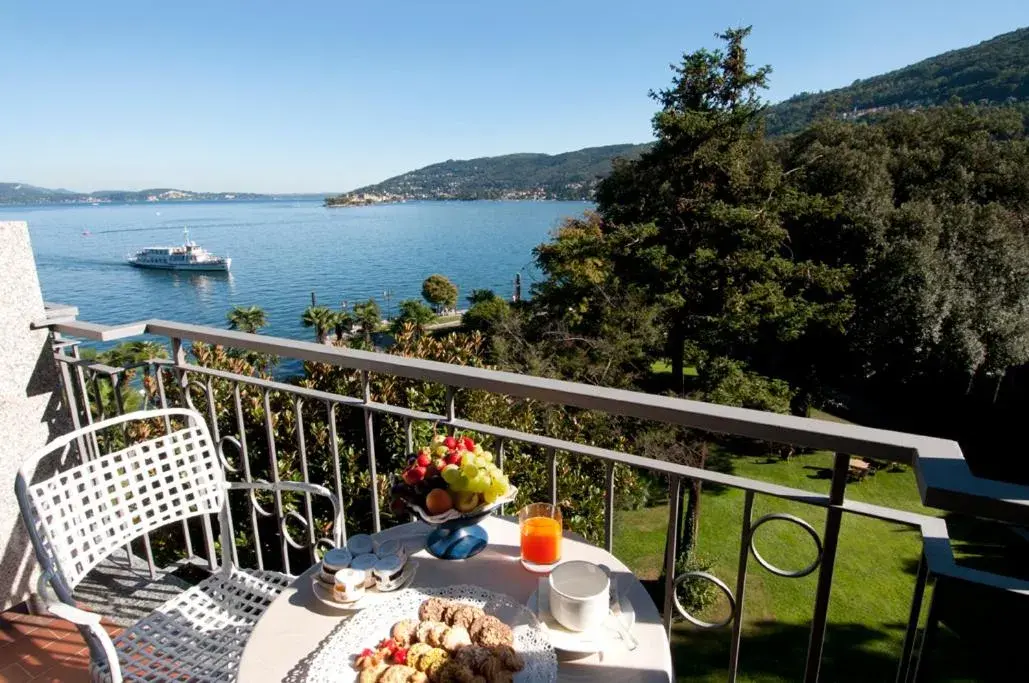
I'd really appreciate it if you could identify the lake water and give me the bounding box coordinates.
[3,200,590,341]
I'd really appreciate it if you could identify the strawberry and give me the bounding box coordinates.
[416,453,431,467]
[360,648,374,658]
[444,436,458,449]
[462,436,475,451]
[378,638,397,652]
[393,648,408,665]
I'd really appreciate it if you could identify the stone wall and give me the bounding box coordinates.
[0,221,68,610]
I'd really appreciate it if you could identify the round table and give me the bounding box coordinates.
[237,516,673,682]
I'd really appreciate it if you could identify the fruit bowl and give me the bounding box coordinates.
[391,434,516,560]
[404,486,518,560]
[404,486,518,525]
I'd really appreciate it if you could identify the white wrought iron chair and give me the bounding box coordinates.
[15,407,342,682]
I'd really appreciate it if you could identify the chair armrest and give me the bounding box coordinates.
[37,571,123,683]
[226,480,344,548]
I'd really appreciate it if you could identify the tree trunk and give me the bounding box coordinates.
[676,443,707,561]
[678,478,703,557]
[669,321,687,395]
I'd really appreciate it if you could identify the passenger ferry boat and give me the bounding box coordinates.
[128,229,231,272]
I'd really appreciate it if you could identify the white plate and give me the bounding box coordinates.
[295,585,558,683]
[526,579,635,654]
[310,561,419,611]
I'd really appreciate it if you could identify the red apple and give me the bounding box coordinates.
[444,436,458,449]
[402,468,420,486]
[410,466,427,482]
[461,437,475,451]
[416,452,431,467]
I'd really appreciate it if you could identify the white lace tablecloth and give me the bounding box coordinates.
[289,584,557,682]
[237,516,673,682]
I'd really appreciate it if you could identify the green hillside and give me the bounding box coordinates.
[331,143,652,203]
[765,26,1029,135]
[0,183,268,205]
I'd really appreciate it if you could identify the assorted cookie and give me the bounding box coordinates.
[352,598,524,683]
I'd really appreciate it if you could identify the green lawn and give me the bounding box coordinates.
[650,360,699,377]
[612,449,983,682]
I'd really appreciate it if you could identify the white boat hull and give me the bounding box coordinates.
[129,258,231,272]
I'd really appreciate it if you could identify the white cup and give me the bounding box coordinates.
[332,568,366,603]
[547,561,610,632]
[319,547,352,585]
[350,553,379,587]
[372,554,407,592]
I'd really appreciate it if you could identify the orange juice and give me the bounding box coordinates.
[520,516,562,565]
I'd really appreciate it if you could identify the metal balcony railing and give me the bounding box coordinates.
[40,307,1029,683]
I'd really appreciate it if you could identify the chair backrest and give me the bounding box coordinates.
[16,408,224,590]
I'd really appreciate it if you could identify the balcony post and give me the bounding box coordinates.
[727,490,756,682]
[896,551,930,683]
[662,475,683,636]
[803,452,850,682]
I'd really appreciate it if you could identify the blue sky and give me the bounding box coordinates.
[2,1,1026,193]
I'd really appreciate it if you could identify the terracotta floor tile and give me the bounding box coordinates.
[0,662,31,682]
[1,613,53,630]
[32,663,90,682]
[0,607,118,681]
[36,636,86,658]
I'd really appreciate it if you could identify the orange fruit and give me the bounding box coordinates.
[425,488,453,515]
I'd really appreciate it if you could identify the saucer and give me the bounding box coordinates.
[310,561,418,611]
[526,579,635,654]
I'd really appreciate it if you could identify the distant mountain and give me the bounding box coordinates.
[764,27,1029,136]
[0,183,270,205]
[327,143,652,205]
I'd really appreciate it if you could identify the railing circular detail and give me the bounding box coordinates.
[217,435,242,474]
[672,571,736,629]
[281,510,309,550]
[748,513,822,578]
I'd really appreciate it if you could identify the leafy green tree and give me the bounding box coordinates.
[422,274,458,313]
[780,105,1029,400]
[226,305,268,334]
[518,213,662,388]
[353,299,382,344]
[595,27,851,398]
[301,306,335,344]
[331,310,356,343]
[467,289,498,305]
[463,293,511,336]
[391,299,435,335]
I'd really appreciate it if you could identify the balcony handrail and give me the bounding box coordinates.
[51,316,1029,526]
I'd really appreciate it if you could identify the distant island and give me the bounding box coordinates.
[324,143,652,206]
[0,183,326,206]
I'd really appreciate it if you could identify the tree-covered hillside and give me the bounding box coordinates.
[765,26,1029,135]
[0,182,268,205]
[337,143,652,202]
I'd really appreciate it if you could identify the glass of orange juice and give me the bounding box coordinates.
[518,503,562,572]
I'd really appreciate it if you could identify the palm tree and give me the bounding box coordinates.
[331,310,356,343]
[353,299,381,345]
[301,306,334,344]
[226,305,268,334]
